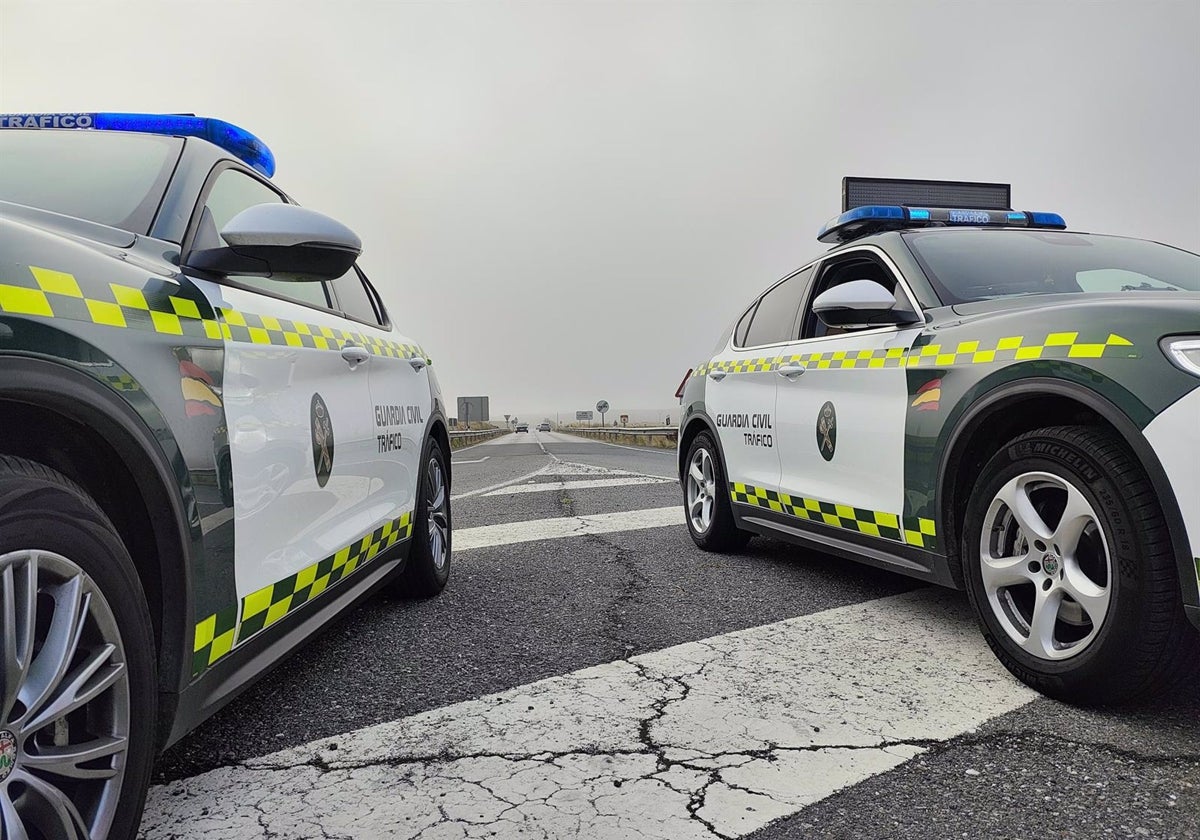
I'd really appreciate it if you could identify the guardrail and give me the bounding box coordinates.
[563,426,678,450]
[448,428,507,450]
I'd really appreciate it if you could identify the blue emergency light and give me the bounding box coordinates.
[0,112,276,177]
[817,205,1067,243]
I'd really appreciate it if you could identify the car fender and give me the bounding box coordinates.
[936,374,1195,609]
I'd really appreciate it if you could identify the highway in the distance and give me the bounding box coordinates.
[143,431,1200,839]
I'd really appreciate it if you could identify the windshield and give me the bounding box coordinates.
[0,130,182,233]
[903,229,1200,305]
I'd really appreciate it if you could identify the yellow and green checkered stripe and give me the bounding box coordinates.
[0,265,425,361]
[695,332,1134,376]
[730,482,937,549]
[191,510,413,677]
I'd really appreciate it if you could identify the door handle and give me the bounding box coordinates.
[777,364,806,379]
[708,370,727,381]
[340,345,370,368]
[408,357,428,373]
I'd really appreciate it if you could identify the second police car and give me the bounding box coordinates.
[0,114,452,839]
[678,178,1200,706]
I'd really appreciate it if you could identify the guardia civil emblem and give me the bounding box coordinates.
[310,393,335,487]
[816,401,837,461]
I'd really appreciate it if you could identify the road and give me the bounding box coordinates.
[144,431,1200,839]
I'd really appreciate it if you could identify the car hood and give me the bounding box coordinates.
[941,292,1200,337]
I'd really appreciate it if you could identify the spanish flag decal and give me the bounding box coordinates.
[911,378,942,412]
[180,360,222,417]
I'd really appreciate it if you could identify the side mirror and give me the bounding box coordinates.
[185,204,362,282]
[812,279,920,329]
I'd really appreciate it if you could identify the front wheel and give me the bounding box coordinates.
[391,438,452,598]
[683,432,751,552]
[0,455,157,840]
[962,426,1198,705]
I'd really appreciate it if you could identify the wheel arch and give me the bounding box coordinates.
[678,410,724,482]
[937,377,1195,606]
[0,355,198,742]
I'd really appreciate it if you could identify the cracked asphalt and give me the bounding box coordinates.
[145,431,1200,839]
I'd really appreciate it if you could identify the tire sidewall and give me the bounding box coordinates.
[414,437,451,588]
[962,433,1144,683]
[0,471,156,840]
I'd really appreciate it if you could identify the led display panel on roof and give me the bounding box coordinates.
[843,177,1011,212]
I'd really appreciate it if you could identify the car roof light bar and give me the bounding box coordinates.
[0,112,276,177]
[817,205,1067,244]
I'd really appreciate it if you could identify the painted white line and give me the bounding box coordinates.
[141,589,1036,839]
[482,476,671,497]
[199,507,234,533]
[451,456,490,465]
[455,506,685,550]
[450,464,555,501]
[549,430,679,456]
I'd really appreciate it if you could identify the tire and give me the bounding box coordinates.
[961,426,1199,705]
[391,438,451,598]
[0,455,157,840]
[682,432,751,552]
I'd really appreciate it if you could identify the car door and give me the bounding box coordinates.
[329,264,429,544]
[184,165,379,644]
[705,267,812,496]
[774,248,923,540]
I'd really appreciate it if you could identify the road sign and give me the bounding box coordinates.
[576,410,593,421]
[596,400,609,414]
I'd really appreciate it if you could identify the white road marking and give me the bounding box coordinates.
[451,456,490,465]
[142,589,1036,839]
[482,475,672,497]
[456,506,685,550]
[546,429,679,456]
[198,507,233,533]
[451,460,674,501]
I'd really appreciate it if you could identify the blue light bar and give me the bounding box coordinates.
[0,112,275,177]
[817,205,1067,244]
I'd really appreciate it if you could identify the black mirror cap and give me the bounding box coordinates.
[815,305,922,330]
[185,241,358,282]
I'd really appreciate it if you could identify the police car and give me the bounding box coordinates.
[0,113,452,839]
[678,177,1200,706]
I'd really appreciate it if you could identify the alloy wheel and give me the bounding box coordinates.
[979,471,1113,661]
[426,457,450,572]
[686,447,717,534]
[1,549,130,840]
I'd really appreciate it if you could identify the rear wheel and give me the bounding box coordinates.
[962,426,1198,704]
[683,432,751,552]
[0,455,156,840]
[391,439,451,598]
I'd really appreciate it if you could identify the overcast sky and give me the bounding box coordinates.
[2,1,1198,424]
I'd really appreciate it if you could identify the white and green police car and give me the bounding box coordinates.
[0,113,453,839]
[678,177,1200,706]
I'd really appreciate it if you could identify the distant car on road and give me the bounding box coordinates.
[538,422,552,431]
[515,423,529,432]
[677,176,1200,706]
[0,113,453,839]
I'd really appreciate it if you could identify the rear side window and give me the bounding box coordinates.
[333,267,385,326]
[733,302,758,347]
[742,268,813,347]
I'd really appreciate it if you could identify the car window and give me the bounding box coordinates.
[733,302,758,347]
[903,229,1200,304]
[0,130,181,233]
[801,256,897,339]
[742,268,812,347]
[333,266,385,326]
[195,167,330,310]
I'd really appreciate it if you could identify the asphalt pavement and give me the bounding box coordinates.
[144,431,1200,839]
